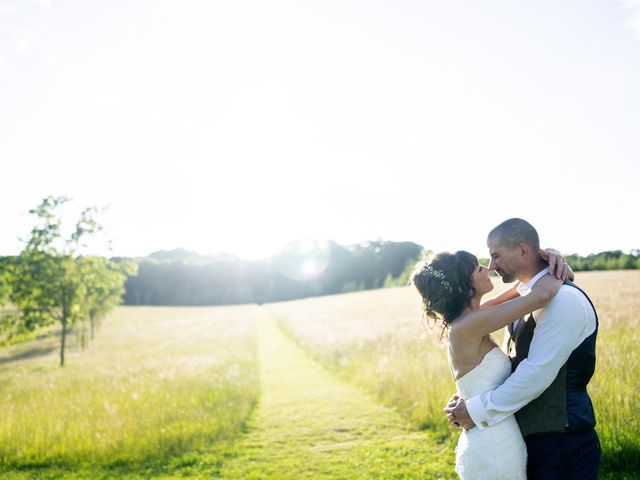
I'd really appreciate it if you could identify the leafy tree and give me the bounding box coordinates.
[10,196,104,366]
[0,259,14,341]
[383,249,432,287]
[0,258,11,308]
[79,256,137,345]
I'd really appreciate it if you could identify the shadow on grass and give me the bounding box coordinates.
[0,442,240,480]
[0,326,70,365]
[0,346,57,365]
[600,444,640,480]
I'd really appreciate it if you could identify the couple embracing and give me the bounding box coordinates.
[412,218,600,479]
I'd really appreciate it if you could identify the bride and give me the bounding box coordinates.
[411,250,569,479]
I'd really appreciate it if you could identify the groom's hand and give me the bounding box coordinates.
[444,396,476,431]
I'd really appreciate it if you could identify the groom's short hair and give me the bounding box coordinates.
[488,218,540,250]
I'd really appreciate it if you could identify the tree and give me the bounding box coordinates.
[10,196,105,366]
[0,258,11,308]
[383,249,432,287]
[0,259,13,341]
[80,256,137,343]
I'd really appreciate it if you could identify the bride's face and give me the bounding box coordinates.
[471,263,493,296]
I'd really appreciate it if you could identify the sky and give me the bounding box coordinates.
[1,0,639,260]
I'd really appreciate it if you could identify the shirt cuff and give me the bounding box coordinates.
[466,394,494,430]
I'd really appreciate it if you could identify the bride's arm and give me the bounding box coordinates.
[481,284,520,308]
[452,274,562,338]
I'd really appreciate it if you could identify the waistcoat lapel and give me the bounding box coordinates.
[508,313,533,360]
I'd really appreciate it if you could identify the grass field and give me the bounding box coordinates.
[274,270,640,479]
[0,271,638,478]
[0,306,260,478]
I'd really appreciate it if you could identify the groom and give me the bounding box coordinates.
[445,218,600,479]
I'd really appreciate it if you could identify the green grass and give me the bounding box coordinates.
[273,287,456,434]
[218,318,456,479]
[578,271,640,478]
[0,306,259,477]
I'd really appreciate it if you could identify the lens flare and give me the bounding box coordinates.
[274,238,330,282]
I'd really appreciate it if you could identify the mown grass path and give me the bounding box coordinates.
[218,317,455,479]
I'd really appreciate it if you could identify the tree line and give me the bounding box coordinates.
[120,240,424,306]
[0,197,135,366]
[564,250,640,271]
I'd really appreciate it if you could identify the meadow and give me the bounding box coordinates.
[0,306,259,478]
[274,270,640,479]
[0,271,638,478]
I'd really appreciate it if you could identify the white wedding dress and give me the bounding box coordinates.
[454,347,527,480]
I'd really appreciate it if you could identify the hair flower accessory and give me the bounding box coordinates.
[422,265,453,294]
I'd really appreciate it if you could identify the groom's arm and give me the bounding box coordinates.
[464,287,596,430]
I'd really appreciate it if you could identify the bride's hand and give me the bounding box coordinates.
[444,396,475,430]
[540,248,574,281]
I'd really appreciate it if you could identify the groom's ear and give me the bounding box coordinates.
[517,243,530,257]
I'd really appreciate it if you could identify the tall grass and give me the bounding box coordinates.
[0,306,259,469]
[274,271,640,478]
[577,271,640,477]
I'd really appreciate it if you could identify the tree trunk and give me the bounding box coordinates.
[80,320,86,350]
[60,316,67,367]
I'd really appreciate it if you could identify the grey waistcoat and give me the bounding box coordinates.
[507,280,598,437]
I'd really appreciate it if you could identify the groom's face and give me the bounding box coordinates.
[487,236,522,283]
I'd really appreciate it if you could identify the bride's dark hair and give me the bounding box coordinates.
[410,251,479,338]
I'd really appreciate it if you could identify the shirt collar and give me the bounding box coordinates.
[516,267,550,296]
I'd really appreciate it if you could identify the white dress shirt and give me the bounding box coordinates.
[466,267,597,430]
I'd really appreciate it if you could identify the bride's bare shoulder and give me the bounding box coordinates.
[448,311,480,338]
